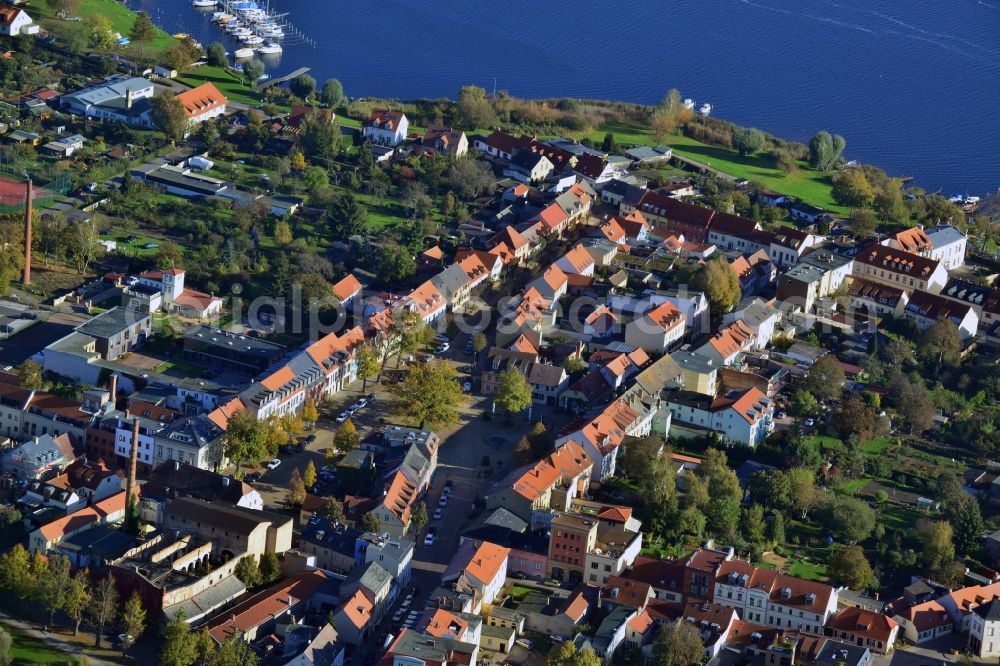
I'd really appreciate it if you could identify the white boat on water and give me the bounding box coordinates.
[260,26,284,38]
[683,98,695,110]
[699,103,712,116]
[241,34,264,45]
[256,42,282,54]
[192,0,216,7]
[233,47,255,58]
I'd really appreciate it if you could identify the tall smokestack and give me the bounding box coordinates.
[109,374,118,406]
[22,179,31,286]
[124,417,140,533]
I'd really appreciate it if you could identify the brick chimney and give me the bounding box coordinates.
[124,417,140,532]
[108,374,118,405]
[22,179,31,286]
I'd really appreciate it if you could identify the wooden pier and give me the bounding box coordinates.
[255,66,311,91]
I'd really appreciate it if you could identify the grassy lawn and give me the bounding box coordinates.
[863,437,894,455]
[153,358,203,375]
[7,625,76,665]
[787,558,828,581]
[834,478,869,496]
[581,119,847,213]
[881,503,923,531]
[177,65,266,108]
[31,0,177,58]
[507,585,534,601]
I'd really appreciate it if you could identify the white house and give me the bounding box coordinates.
[625,301,686,354]
[968,599,1000,660]
[554,244,595,277]
[442,541,509,613]
[363,109,408,147]
[61,77,155,127]
[722,299,779,351]
[175,82,228,125]
[664,386,773,447]
[0,6,38,36]
[713,559,840,634]
[903,290,979,341]
[926,224,968,270]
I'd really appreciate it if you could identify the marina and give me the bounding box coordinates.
[193,0,311,62]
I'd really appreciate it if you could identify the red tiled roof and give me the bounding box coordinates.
[332,274,362,301]
[174,83,227,119]
[829,606,897,643]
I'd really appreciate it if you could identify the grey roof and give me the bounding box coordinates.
[388,630,477,661]
[183,325,286,356]
[510,150,547,170]
[941,278,992,307]
[301,515,362,555]
[57,524,136,557]
[76,307,149,339]
[633,354,684,396]
[163,574,246,622]
[338,448,372,470]
[814,639,870,666]
[671,350,719,375]
[526,362,565,387]
[430,263,471,300]
[925,224,966,247]
[352,561,392,594]
[153,414,224,451]
[593,606,634,651]
[144,460,249,502]
[482,506,529,533]
[625,145,672,161]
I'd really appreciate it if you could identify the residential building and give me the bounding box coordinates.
[893,600,953,644]
[133,268,223,319]
[547,513,598,582]
[852,245,949,294]
[584,522,643,587]
[382,629,478,666]
[175,82,227,125]
[590,606,637,662]
[140,460,261,523]
[76,307,153,361]
[777,250,855,313]
[28,491,127,554]
[968,598,1000,659]
[0,6,37,35]
[903,289,979,340]
[555,244,596,277]
[442,541,510,612]
[2,433,76,480]
[664,387,774,447]
[625,300,686,353]
[332,273,363,306]
[363,109,408,146]
[506,151,553,183]
[713,559,840,634]
[671,351,720,396]
[827,606,899,654]
[845,277,908,318]
[486,440,592,525]
[925,224,967,270]
[422,127,468,157]
[47,459,121,503]
[298,516,362,574]
[206,570,328,644]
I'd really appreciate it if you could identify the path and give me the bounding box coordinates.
[671,153,739,182]
[0,611,123,666]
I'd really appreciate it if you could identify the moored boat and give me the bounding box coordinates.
[241,34,264,45]
[233,47,255,58]
[699,103,712,115]
[192,0,217,7]
[256,42,282,54]
[683,98,695,110]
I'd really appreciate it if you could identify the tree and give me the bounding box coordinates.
[357,345,379,391]
[88,575,118,648]
[411,501,428,533]
[808,131,846,171]
[769,510,786,545]
[493,369,532,417]
[828,545,876,590]
[448,159,496,201]
[693,256,740,314]
[242,59,264,86]
[918,520,955,571]
[258,552,281,584]
[472,332,487,360]
[804,354,845,400]
[287,469,306,506]
[920,319,961,369]
[732,127,765,157]
[949,495,983,555]
[333,419,360,453]
[15,360,44,390]
[120,591,146,658]
[216,633,259,666]
[129,11,156,58]
[160,610,196,666]
[601,132,618,154]
[787,468,818,519]
[320,496,345,523]
[832,394,877,442]
[224,411,270,474]
[850,208,879,238]
[652,620,705,666]
[895,379,936,434]
[329,192,368,239]
[375,244,416,282]
[303,460,317,488]
[513,436,534,466]
[302,399,318,425]
[300,112,340,159]
[320,78,345,107]
[206,42,227,67]
[273,219,293,245]
[62,569,92,636]
[637,448,677,535]
[361,511,380,532]
[823,496,875,544]
[743,504,766,544]
[37,554,71,625]
[289,74,316,99]
[790,389,818,418]
[389,360,464,429]
[152,94,189,142]
[548,642,601,666]
[155,241,184,270]
[619,436,662,482]
[456,85,496,128]
[676,506,706,539]
[832,169,875,208]
[234,556,263,588]
[0,544,29,599]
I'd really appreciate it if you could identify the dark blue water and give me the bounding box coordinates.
[131,0,1000,196]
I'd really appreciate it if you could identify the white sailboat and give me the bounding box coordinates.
[256,42,282,54]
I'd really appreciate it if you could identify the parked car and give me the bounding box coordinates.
[424,528,436,546]
[265,458,281,470]
[438,495,448,507]
[803,418,815,427]
[775,410,786,419]
[366,393,377,403]
[305,434,317,443]
[142,242,159,249]
[336,412,349,423]
[244,472,262,483]
[433,507,443,520]
[353,397,368,409]
[19,312,38,320]
[280,444,294,455]
[435,343,450,354]
[463,381,472,392]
